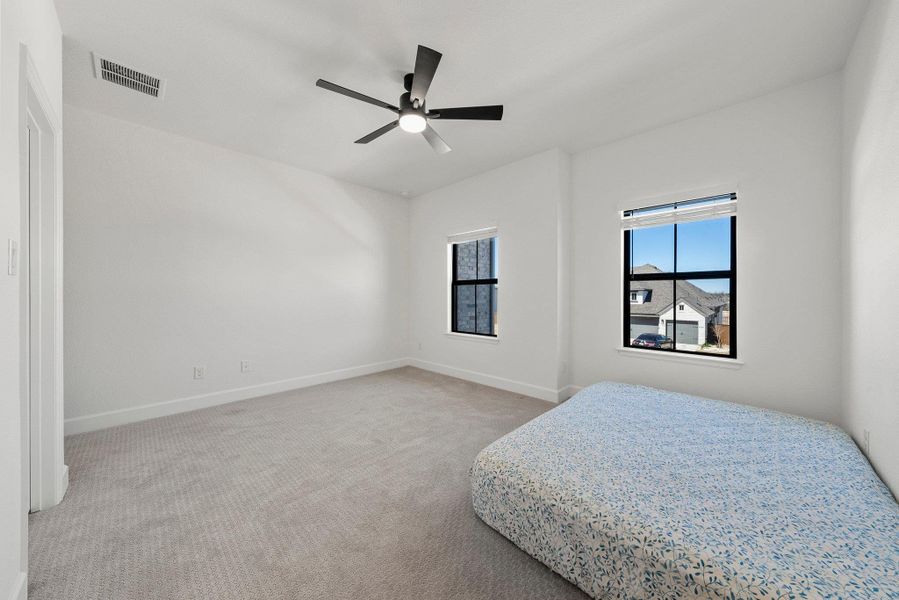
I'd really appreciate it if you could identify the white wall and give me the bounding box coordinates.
[408,149,571,401]
[570,74,844,424]
[63,105,409,432]
[842,0,899,496]
[0,0,62,597]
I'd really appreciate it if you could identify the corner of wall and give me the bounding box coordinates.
[839,0,899,496]
[555,149,573,392]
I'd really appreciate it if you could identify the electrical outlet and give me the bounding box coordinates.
[863,429,870,455]
[240,360,251,373]
[193,366,206,380]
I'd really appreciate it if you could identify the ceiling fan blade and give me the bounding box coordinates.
[316,79,398,112]
[429,105,503,120]
[410,45,442,104]
[355,120,399,144]
[422,124,452,154]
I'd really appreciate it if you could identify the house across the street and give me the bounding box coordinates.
[628,264,730,352]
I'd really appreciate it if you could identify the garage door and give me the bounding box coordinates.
[629,316,658,340]
[666,320,699,344]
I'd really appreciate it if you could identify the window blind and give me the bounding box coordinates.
[621,193,737,230]
[447,226,498,244]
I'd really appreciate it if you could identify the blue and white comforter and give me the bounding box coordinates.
[471,382,899,599]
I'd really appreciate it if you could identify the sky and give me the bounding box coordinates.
[631,217,731,293]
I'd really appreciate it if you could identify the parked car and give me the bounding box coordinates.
[632,333,673,349]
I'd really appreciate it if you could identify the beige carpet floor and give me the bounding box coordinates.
[28,367,586,600]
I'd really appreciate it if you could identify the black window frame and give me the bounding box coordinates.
[450,237,498,337]
[623,199,737,359]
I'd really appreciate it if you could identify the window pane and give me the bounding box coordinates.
[628,279,673,349]
[453,236,498,336]
[676,217,731,272]
[475,284,497,335]
[455,285,476,333]
[455,241,477,280]
[492,285,498,335]
[477,238,495,279]
[454,284,498,336]
[492,238,499,277]
[672,279,730,354]
[630,224,673,273]
[456,237,496,280]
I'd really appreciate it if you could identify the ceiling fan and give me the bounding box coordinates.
[315,45,503,154]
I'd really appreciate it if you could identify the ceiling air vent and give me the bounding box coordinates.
[93,54,165,99]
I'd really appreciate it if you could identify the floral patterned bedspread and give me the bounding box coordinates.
[471,382,899,599]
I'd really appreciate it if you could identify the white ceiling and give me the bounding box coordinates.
[58,0,868,196]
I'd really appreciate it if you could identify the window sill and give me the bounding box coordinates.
[444,332,500,344]
[616,347,743,369]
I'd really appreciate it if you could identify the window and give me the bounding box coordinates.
[622,193,736,358]
[450,234,498,336]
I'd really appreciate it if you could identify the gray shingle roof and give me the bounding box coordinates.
[629,265,727,318]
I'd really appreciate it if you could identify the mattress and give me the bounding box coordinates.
[471,382,899,599]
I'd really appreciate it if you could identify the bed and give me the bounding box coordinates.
[471,382,899,599]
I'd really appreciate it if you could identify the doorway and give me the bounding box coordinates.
[21,51,65,513]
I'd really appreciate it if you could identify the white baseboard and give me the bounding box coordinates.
[64,358,409,435]
[6,573,26,600]
[408,358,565,403]
[65,358,577,435]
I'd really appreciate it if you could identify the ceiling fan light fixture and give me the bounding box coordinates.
[399,113,427,133]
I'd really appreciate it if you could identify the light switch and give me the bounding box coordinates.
[7,239,18,276]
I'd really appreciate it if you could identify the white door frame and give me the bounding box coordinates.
[19,46,66,513]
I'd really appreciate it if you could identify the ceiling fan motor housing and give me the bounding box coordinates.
[399,91,425,114]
